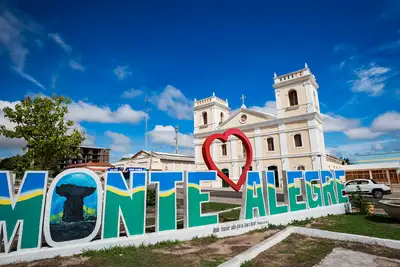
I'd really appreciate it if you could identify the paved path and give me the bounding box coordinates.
[315,247,400,267]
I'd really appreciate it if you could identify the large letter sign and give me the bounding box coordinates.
[102,171,146,238]
[0,128,349,264]
[184,171,218,228]
[241,171,267,219]
[0,171,47,253]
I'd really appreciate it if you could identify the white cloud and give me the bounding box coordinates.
[344,127,383,140]
[0,99,25,152]
[249,101,277,115]
[0,135,26,151]
[351,64,391,96]
[51,73,58,89]
[148,125,194,149]
[105,131,132,153]
[0,10,30,71]
[322,113,360,132]
[68,60,85,71]
[0,10,44,89]
[48,32,72,52]
[372,111,400,132]
[68,122,95,146]
[67,101,147,123]
[114,65,132,80]
[327,139,399,158]
[12,67,45,89]
[121,89,143,99]
[0,100,19,130]
[151,85,192,120]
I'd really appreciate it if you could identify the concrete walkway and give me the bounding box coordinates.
[315,247,400,267]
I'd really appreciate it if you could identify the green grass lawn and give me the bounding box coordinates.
[311,214,400,240]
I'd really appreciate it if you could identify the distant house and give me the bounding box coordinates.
[113,150,195,171]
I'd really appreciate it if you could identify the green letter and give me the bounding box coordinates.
[266,171,288,215]
[241,171,267,219]
[304,171,323,209]
[321,170,338,206]
[102,171,146,239]
[0,171,47,253]
[150,172,183,232]
[184,171,218,228]
[334,170,349,204]
[285,171,307,212]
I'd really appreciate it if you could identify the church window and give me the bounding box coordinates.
[220,112,224,124]
[294,134,302,147]
[289,90,298,106]
[221,144,227,156]
[202,111,208,125]
[297,165,306,170]
[267,138,275,151]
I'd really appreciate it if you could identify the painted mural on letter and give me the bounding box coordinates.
[49,172,98,242]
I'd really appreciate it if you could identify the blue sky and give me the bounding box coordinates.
[0,0,399,162]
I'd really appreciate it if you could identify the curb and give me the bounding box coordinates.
[218,227,400,267]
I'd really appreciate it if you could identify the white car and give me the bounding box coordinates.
[344,179,391,199]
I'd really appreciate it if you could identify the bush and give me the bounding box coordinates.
[147,187,156,206]
[350,187,369,214]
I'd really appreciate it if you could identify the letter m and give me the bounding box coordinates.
[0,171,47,253]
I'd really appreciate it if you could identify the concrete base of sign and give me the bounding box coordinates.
[0,203,346,265]
[219,226,400,267]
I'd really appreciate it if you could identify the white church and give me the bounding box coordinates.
[193,64,343,188]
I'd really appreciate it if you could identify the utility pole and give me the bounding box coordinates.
[174,126,179,154]
[317,154,323,169]
[144,94,149,150]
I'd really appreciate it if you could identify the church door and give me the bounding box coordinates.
[221,168,230,187]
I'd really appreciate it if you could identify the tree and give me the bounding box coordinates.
[0,94,85,176]
[340,157,351,165]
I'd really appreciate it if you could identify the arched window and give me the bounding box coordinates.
[288,90,298,106]
[202,111,208,125]
[220,112,224,124]
[294,134,302,147]
[267,138,274,151]
[297,165,305,170]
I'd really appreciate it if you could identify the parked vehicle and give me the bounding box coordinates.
[344,179,391,199]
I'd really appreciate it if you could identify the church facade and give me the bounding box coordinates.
[193,64,343,189]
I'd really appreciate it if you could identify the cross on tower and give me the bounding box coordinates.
[240,94,247,107]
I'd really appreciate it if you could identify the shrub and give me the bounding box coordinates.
[350,187,368,215]
[147,187,156,206]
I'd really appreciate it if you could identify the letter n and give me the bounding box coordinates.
[102,171,147,239]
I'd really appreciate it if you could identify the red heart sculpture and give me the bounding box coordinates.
[202,128,253,192]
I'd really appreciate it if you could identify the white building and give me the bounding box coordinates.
[113,150,195,172]
[193,64,343,188]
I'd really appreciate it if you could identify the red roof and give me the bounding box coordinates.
[66,162,114,169]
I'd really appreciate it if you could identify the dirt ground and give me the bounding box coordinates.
[5,229,279,267]
[251,233,400,267]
